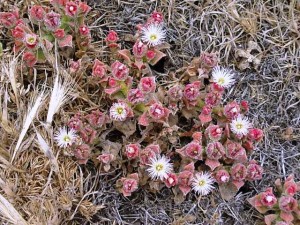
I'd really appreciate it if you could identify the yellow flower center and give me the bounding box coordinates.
[218,78,225,85]
[150,34,157,41]
[198,180,206,186]
[117,107,124,114]
[64,135,71,142]
[155,163,164,171]
[27,37,36,44]
[236,123,243,129]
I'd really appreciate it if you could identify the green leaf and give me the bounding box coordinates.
[0,42,3,57]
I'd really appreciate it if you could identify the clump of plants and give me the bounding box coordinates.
[0,0,91,67]
[0,3,264,203]
[248,174,300,225]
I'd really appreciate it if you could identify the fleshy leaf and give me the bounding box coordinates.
[149,50,166,66]
[219,182,239,201]
[58,35,73,48]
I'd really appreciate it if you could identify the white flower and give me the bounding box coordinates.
[212,66,235,88]
[230,114,252,136]
[146,155,173,180]
[141,23,166,46]
[110,102,128,121]
[192,172,215,195]
[54,127,77,148]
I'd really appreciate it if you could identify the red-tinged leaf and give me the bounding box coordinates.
[179,185,191,196]
[205,159,220,171]
[118,49,132,63]
[264,214,277,225]
[183,162,195,173]
[199,113,212,124]
[280,211,294,223]
[219,182,238,201]
[173,187,186,205]
[114,119,136,138]
[134,59,145,70]
[58,35,73,48]
[149,50,166,66]
[232,180,245,190]
[138,112,149,126]
[105,85,121,95]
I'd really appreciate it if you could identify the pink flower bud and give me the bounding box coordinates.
[54,29,65,39]
[73,144,91,164]
[206,142,225,160]
[177,142,202,160]
[178,170,193,195]
[146,50,156,60]
[139,76,156,93]
[133,40,148,58]
[50,0,67,6]
[111,61,129,81]
[283,175,299,196]
[260,188,277,207]
[69,59,81,73]
[183,81,201,102]
[139,144,160,165]
[168,85,183,101]
[44,11,61,31]
[29,5,45,22]
[25,33,38,49]
[150,11,164,23]
[215,169,230,184]
[68,113,83,131]
[199,105,212,124]
[226,141,247,162]
[97,153,114,164]
[149,102,170,121]
[279,196,298,212]
[240,100,249,112]
[205,92,222,106]
[11,25,26,39]
[120,174,139,197]
[246,161,263,181]
[125,143,140,159]
[23,52,37,67]
[92,59,107,78]
[65,1,78,17]
[200,52,218,68]
[127,88,145,104]
[210,82,224,92]
[206,125,223,141]
[106,30,118,43]
[224,101,240,120]
[78,2,91,15]
[247,128,264,142]
[79,126,97,144]
[85,110,106,127]
[164,173,178,188]
[230,163,247,181]
[79,25,90,36]
[0,10,19,28]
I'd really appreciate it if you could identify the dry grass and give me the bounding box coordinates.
[0,0,299,224]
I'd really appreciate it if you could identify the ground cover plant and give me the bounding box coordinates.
[0,0,299,224]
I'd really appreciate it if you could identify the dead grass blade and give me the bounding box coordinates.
[11,92,46,162]
[0,194,28,225]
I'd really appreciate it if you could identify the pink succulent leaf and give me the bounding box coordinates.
[205,158,220,171]
[118,49,132,63]
[199,111,212,124]
[219,182,239,201]
[224,101,240,120]
[149,49,166,65]
[125,143,140,159]
[164,173,178,188]
[280,211,294,223]
[106,30,118,43]
[58,35,73,48]
[105,85,122,95]
[138,112,150,126]
[232,180,245,190]
[178,170,193,196]
[183,162,195,173]
[200,52,218,68]
[134,59,145,70]
[264,214,278,225]
[215,169,230,184]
